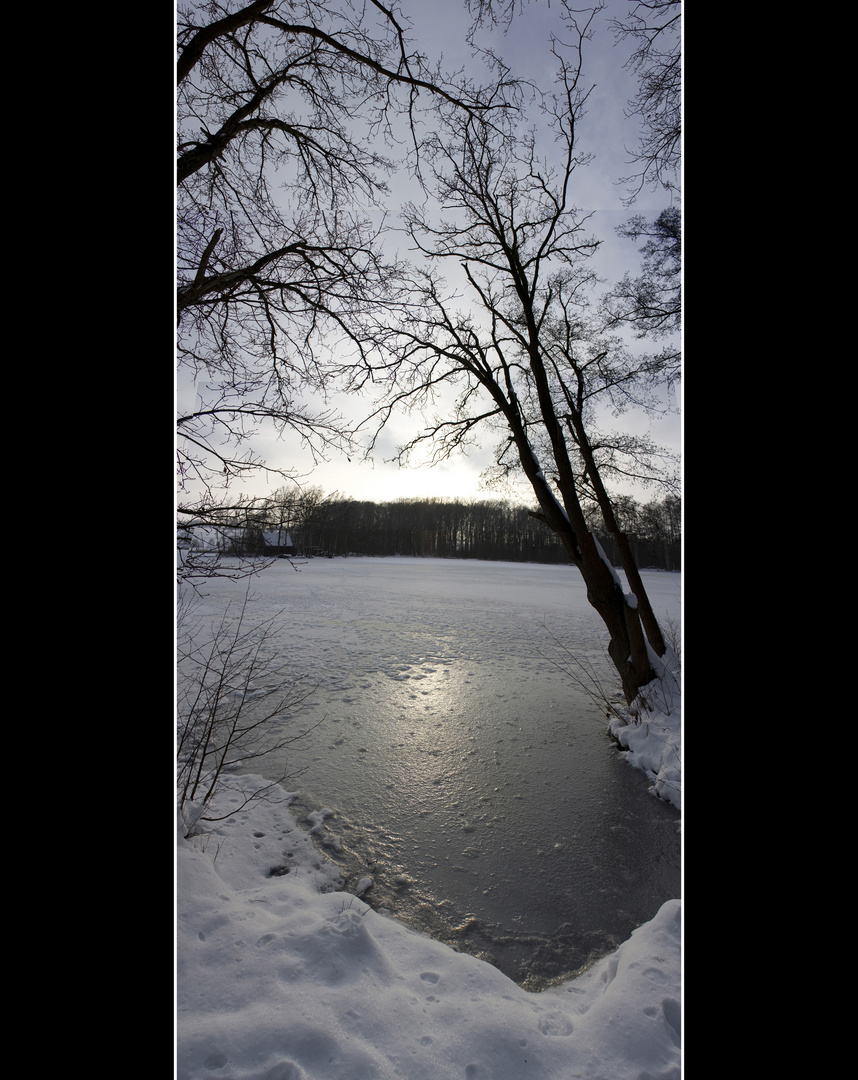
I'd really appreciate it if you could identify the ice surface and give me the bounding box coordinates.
[177,557,682,1078]
[177,771,682,1080]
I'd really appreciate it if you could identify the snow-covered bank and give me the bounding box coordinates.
[176,559,682,1077]
[607,659,682,811]
[177,765,681,1079]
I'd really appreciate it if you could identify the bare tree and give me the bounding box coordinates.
[352,9,675,703]
[603,4,681,441]
[602,204,680,389]
[177,587,320,836]
[609,207,680,334]
[177,1,515,506]
[610,0,682,202]
[176,1,523,586]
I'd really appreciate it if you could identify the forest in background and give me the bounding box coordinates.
[226,488,680,571]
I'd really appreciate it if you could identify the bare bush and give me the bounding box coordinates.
[534,609,680,723]
[177,586,320,836]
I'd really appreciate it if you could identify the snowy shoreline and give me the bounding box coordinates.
[177,559,682,1078]
[177,709,681,1080]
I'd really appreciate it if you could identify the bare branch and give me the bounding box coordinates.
[610,0,682,201]
[176,0,522,537]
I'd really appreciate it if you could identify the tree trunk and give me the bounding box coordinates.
[613,531,667,657]
[513,424,656,705]
[565,413,667,657]
[575,530,655,705]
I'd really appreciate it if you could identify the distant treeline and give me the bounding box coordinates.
[245,488,680,571]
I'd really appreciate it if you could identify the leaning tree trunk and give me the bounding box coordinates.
[563,412,667,658]
[612,531,666,656]
[507,375,659,704]
[570,528,656,705]
[514,429,657,705]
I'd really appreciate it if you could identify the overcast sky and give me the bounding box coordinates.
[185,0,681,508]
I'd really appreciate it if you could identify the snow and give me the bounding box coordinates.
[608,656,681,810]
[177,781,681,1079]
[176,563,682,1080]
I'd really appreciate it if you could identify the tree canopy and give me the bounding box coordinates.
[176,1,682,703]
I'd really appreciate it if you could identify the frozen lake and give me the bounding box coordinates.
[181,556,681,988]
